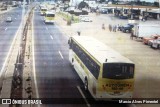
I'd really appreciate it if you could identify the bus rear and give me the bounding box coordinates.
[97,63,134,99]
[44,11,55,24]
[41,8,47,15]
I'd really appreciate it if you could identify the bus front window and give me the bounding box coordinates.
[103,63,134,79]
[41,9,47,11]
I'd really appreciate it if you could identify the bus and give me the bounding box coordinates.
[44,11,55,24]
[68,36,135,99]
[40,7,47,15]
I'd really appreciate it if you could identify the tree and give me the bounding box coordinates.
[154,2,159,7]
[78,1,89,9]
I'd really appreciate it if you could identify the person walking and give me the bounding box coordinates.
[102,23,105,30]
[117,24,120,31]
[109,24,112,32]
[77,31,81,36]
[114,25,117,32]
[130,28,134,40]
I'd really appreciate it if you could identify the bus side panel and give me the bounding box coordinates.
[88,74,97,98]
[69,50,86,83]
[69,50,98,98]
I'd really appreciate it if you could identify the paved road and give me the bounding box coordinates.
[34,10,87,107]
[0,8,22,74]
[33,8,128,107]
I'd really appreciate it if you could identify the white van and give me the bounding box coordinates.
[79,15,89,20]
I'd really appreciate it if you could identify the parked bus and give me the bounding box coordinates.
[68,36,135,99]
[44,10,55,24]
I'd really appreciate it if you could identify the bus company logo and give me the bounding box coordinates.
[2,99,11,104]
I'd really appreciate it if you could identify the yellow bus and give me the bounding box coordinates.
[68,36,135,99]
[44,10,55,24]
[40,7,47,15]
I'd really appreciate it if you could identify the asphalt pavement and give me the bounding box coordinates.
[33,10,88,107]
[0,8,22,75]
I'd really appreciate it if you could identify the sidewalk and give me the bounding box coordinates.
[55,13,160,107]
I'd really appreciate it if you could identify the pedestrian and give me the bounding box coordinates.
[108,24,111,32]
[117,24,120,31]
[130,28,134,40]
[111,25,114,32]
[113,25,117,32]
[102,23,105,30]
[77,31,81,36]
[115,25,117,32]
[130,32,133,40]
[139,15,143,21]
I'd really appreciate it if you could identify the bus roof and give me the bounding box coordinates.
[72,36,133,64]
[45,10,55,14]
[41,7,47,10]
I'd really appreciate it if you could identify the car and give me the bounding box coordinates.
[81,17,92,22]
[79,15,88,20]
[100,9,108,14]
[6,17,12,22]
[149,37,160,49]
[143,34,160,45]
[121,24,134,33]
[119,15,128,19]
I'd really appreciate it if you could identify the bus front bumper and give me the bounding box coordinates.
[45,20,54,23]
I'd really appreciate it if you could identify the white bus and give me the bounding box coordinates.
[40,7,47,15]
[68,36,135,99]
[44,10,55,24]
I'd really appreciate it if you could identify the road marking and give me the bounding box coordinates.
[5,28,7,31]
[59,51,64,59]
[77,86,90,107]
[50,35,53,40]
[45,27,48,30]
[32,12,40,107]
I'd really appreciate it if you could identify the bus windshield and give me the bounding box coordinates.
[103,63,134,79]
[46,14,55,17]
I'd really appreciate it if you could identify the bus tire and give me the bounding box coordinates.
[71,58,74,66]
[84,77,88,91]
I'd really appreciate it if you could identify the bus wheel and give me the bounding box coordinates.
[71,58,74,66]
[84,77,88,91]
